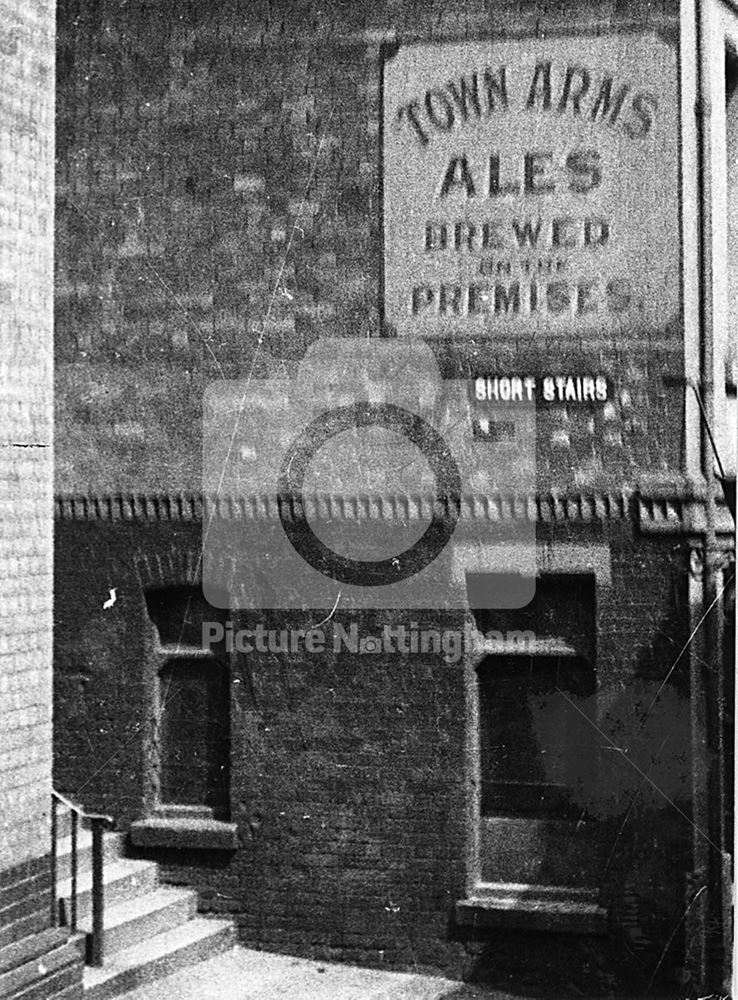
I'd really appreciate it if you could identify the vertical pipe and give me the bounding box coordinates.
[90,820,105,967]
[695,0,725,989]
[714,564,727,856]
[687,561,710,982]
[50,796,58,927]
[70,810,78,932]
[680,0,715,988]
[713,564,731,990]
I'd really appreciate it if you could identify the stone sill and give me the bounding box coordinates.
[456,883,607,935]
[130,816,239,851]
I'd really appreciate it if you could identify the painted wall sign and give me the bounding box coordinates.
[383,34,680,338]
[472,374,610,403]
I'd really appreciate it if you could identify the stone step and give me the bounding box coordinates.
[82,919,235,1000]
[10,960,82,1000]
[44,986,82,1000]
[79,888,197,957]
[57,858,159,926]
[1,865,52,924]
[0,913,49,954]
[0,938,82,1000]
[55,832,127,882]
[0,927,72,975]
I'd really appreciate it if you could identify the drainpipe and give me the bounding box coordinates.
[692,0,726,990]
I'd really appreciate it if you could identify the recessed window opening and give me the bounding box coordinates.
[471,573,597,819]
[145,584,231,817]
[158,657,230,810]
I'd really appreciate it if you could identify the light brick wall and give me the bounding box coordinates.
[0,0,55,871]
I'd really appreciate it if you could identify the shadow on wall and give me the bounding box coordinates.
[456,576,693,995]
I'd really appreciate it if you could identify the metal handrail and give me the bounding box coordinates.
[51,790,114,967]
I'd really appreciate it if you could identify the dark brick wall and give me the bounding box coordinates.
[213,618,468,970]
[54,518,203,822]
[54,511,693,988]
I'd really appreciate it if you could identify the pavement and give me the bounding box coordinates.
[115,946,520,1000]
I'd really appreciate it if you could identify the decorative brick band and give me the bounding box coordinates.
[54,494,203,522]
[636,495,686,533]
[55,491,635,523]
[636,493,734,538]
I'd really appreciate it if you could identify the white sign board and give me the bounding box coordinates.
[383,34,680,338]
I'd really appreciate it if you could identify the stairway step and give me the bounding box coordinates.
[0,895,52,942]
[55,832,127,881]
[80,888,197,957]
[0,927,71,975]
[0,939,81,999]
[0,913,48,951]
[58,859,159,925]
[83,918,235,1000]
[46,986,82,1000]
[9,958,82,1000]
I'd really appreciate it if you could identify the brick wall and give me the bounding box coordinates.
[55,0,683,495]
[52,0,700,991]
[0,0,54,875]
[53,517,203,823]
[53,508,693,989]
